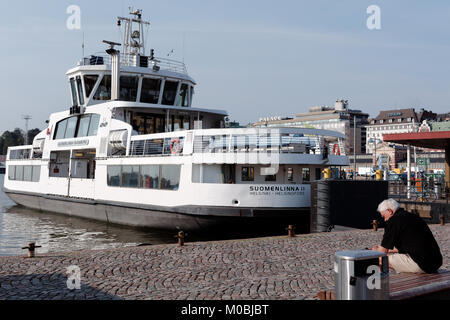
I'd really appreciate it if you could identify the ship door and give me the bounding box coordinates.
[48,150,71,196]
[68,149,96,199]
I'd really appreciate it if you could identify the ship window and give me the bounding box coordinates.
[54,119,68,139]
[302,168,310,182]
[64,116,78,139]
[70,78,78,106]
[120,76,139,102]
[161,81,178,105]
[141,165,159,189]
[93,75,111,101]
[15,165,24,181]
[140,78,162,104]
[83,75,99,98]
[241,167,254,182]
[265,174,276,182]
[121,165,140,188]
[77,115,92,137]
[175,83,189,107]
[287,168,294,181]
[76,76,85,105]
[32,166,41,182]
[107,166,121,187]
[8,165,15,180]
[160,165,180,190]
[23,166,32,182]
[87,114,100,136]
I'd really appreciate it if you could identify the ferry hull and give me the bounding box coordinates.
[3,189,310,232]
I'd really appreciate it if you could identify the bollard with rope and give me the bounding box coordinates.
[372,220,378,231]
[175,231,187,247]
[286,225,296,238]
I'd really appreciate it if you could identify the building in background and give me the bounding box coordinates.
[365,108,436,154]
[252,99,369,155]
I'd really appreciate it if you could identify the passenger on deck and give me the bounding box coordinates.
[371,198,442,274]
[131,120,139,136]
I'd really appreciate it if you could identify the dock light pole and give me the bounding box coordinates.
[22,115,32,145]
[368,138,382,171]
[353,116,357,179]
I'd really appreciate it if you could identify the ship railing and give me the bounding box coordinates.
[79,53,188,74]
[128,127,346,157]
[191,128,346,156]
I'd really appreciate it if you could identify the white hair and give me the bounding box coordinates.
[377,198,400,213]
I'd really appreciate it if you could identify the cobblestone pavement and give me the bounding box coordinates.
[0,225,449,300]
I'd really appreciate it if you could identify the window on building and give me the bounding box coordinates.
[161,81,178,105]
[241,167,254,181]
[140,78,162,104]
[119,76,139,101]
[93,75,111,100]
[84,75,99,98]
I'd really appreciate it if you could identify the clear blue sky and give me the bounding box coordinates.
[1,0,449,132]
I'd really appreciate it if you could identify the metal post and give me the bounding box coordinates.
[407,144,411,199]
[353,115,357,179]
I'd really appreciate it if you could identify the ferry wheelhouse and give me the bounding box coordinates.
[3,10,349,231]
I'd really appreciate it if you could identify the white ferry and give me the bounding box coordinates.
[3,10,348,231]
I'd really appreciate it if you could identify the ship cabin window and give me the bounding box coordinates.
[302,168,310,182]
[120,76,139,102]
[70,78,78,106]
[83,75,99,98]
[161,80,178,105]
[315,168,322,180]
[76,76,85,105]
[49,151,70,178]
[122,165,140,188]
[241,167,254,182]
[107,165,180,191]
[93,75,111,101]
[71,149,96,179]
[175,83,189,107]
[7,165,40,182]
[265,174,277,182]
[140,77,162,104]
[53,114,100,140]
[287,168,294,182]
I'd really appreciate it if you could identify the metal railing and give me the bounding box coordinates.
[388,179,450,203]
[80,53,188,74]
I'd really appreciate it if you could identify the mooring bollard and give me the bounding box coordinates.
[372,220,378,231]
[175,231,186,246]
[22,242,42,258]
[440,214,445,226]
[287,225,296,237]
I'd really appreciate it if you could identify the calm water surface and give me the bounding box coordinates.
[0,175,177,256]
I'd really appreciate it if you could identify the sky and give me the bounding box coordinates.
[0,0,449,132]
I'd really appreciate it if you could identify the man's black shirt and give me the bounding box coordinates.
[381,208,442,273]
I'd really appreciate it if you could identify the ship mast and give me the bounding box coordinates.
[117,8,151,61]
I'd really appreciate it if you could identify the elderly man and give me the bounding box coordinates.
[372,198,442,273]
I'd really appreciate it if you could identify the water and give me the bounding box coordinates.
[0,175,176,256]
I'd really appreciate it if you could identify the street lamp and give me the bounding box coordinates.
[368,138,382,171]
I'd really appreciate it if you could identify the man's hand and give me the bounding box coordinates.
[371,245,388,253]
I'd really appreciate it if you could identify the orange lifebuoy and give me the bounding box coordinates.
[170,138,181,155]
[332,144,340,155]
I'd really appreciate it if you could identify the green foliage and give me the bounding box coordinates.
[0,128,41,155]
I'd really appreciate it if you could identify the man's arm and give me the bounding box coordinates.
[371,245,398,254]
